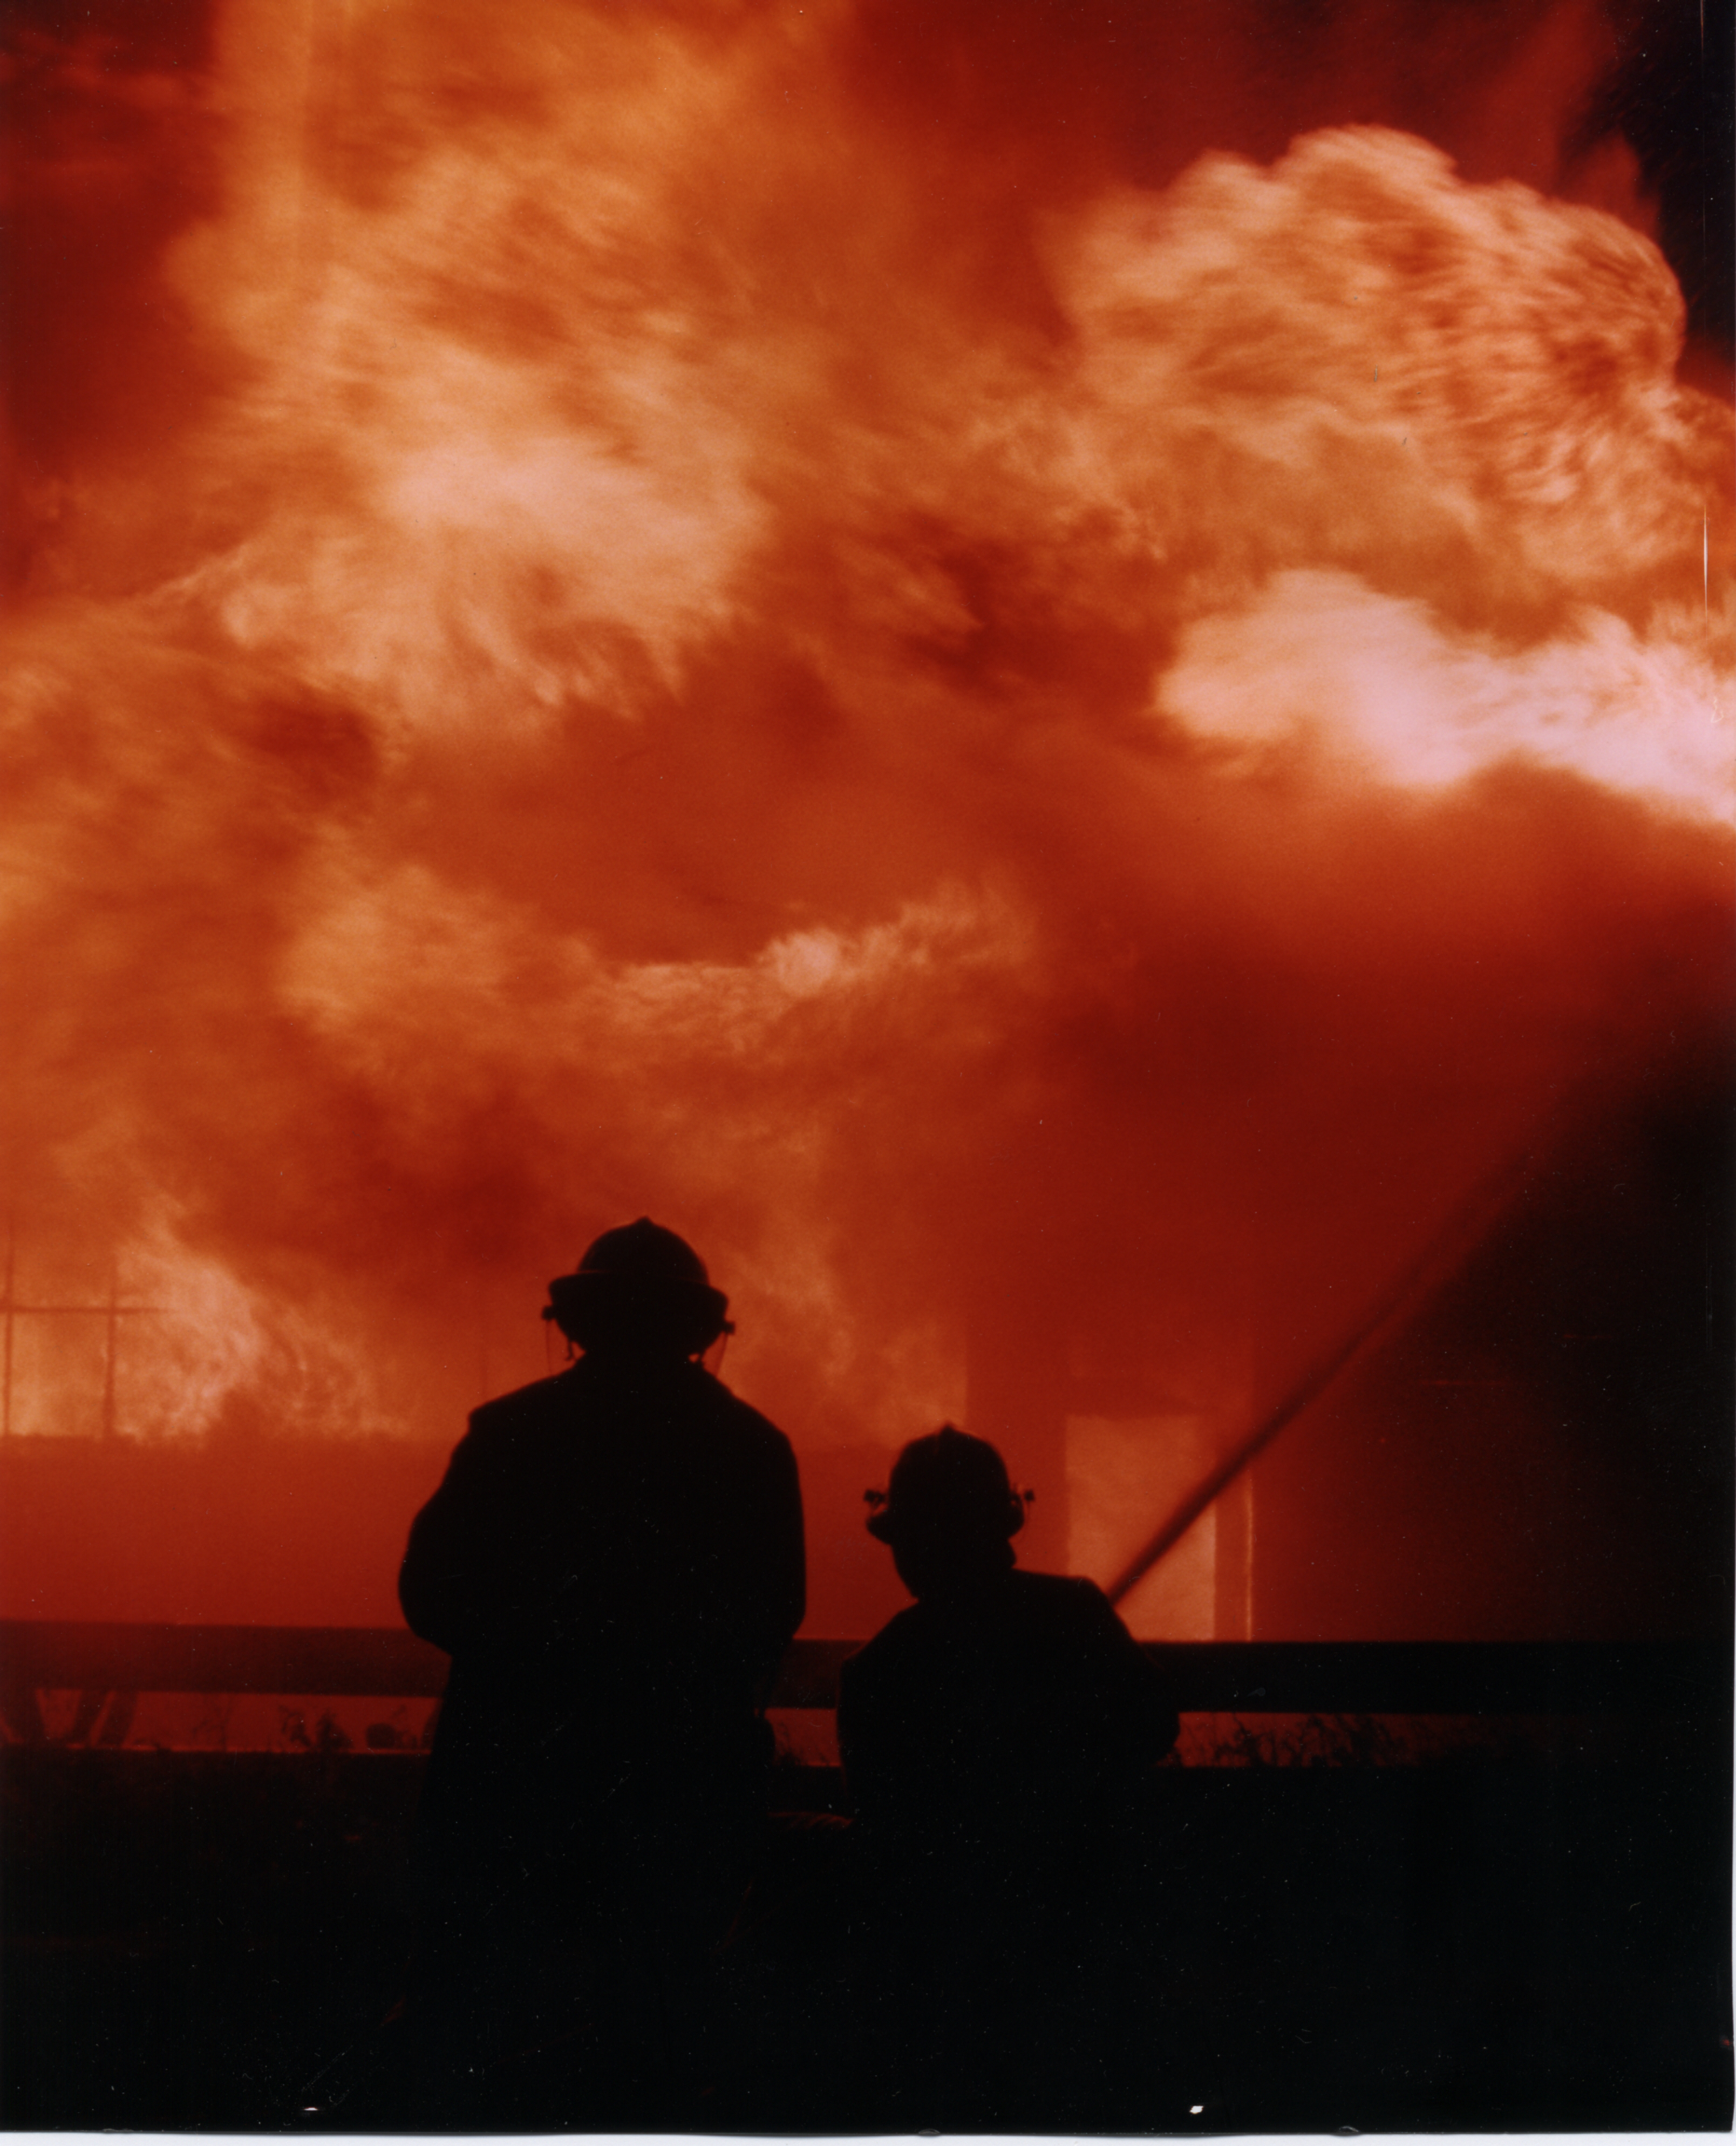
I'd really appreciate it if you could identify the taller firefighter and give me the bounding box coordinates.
[398,1219,805,2122]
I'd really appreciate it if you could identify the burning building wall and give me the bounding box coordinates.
[2,0,1730,1640]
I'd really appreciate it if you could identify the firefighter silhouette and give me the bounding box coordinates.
[398,1219,804,2120]
[838,1424,1178,2127]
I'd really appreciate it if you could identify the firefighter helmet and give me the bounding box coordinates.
[544,1218,731,1356]
[865,1424,1030,1544]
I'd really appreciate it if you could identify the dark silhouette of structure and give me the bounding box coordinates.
[396,1220,804,2121]
[836,1425,1179,2126]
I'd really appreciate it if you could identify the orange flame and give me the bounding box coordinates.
[3,0,1730,1636]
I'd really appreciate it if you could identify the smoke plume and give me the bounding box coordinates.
[3,0,1729,1631]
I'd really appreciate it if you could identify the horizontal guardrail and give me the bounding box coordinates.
[1,1622,1724,1730]
[1148,1639,1725,1715]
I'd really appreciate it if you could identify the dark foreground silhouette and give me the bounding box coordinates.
[724,1426,1182,2128]
[389,1220,803,2125]
[203,1349,1722,2131]
[841,1427,1180,1849]
[8,1729,1731,2134]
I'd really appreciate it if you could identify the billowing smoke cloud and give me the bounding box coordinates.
[2,0,1729,1629]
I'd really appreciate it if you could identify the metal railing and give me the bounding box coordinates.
[0,1620,1720,1744]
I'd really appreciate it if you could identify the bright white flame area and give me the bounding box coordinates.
[1161,571,1733,820]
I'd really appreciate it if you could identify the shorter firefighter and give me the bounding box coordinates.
[838,1424,1178,2127]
